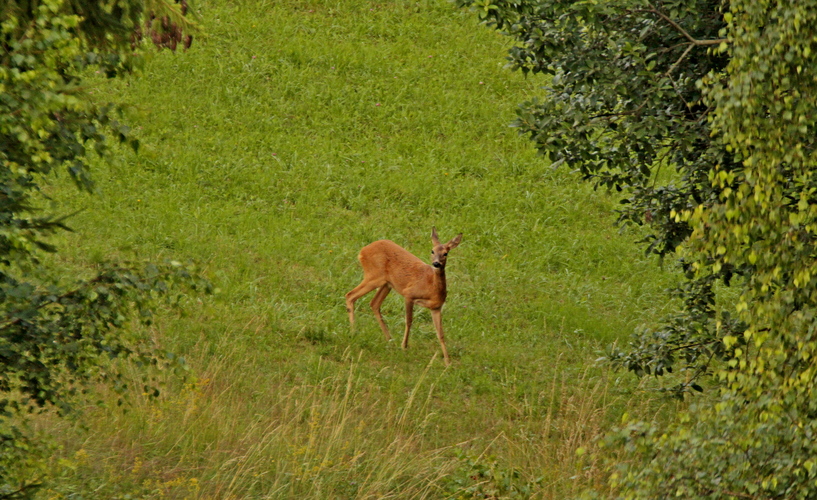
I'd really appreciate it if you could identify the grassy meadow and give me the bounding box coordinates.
[35,0,680,497]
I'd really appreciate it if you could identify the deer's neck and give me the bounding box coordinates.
[433,266,447,294]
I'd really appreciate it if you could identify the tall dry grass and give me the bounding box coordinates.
[37,337,661,499]
[45,347,460,498]
[28,0,680,496]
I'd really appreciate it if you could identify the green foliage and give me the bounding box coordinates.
[0,0,204,495]
[463,0,817,496]
[24,0,680,496]
[1,260,210,414]
[444,451,542,499]
[610,1,817,497]
[457,0,744,397]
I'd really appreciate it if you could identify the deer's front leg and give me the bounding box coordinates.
[402,298,414,349]
[430,308,450,366]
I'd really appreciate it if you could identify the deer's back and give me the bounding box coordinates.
[358,240,429,282]
[358,240,445,307]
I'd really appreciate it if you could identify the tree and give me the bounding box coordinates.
[1,0,205,496]
[460,0,817,496]
[458,0,740,397]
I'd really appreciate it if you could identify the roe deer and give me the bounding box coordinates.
[345,227,463,366]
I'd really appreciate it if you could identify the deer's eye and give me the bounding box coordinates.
[444,253,448,256]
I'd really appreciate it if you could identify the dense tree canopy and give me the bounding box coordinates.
[460,0,817,496]
[0,0,204,496]
[459,0,739,396]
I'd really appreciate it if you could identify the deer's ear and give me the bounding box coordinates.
[447,233,462,249]
[431,227,441,245]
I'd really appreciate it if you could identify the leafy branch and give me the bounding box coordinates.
[643,3,728,47]
[0,0,205,493]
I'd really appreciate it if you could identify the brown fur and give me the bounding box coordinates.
[345,228,462,365]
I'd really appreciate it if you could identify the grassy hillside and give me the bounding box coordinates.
[37,0,679,497]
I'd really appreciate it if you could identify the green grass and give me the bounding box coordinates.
[36,0,680,497]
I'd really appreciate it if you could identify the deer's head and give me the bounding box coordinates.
[430,227,462,269]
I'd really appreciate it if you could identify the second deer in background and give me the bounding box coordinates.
[345,227,463,366]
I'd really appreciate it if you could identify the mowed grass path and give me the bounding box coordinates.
[40,0,678,497]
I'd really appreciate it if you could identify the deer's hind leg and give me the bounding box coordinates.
[345,279,382,328]
[369,284,392,340]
